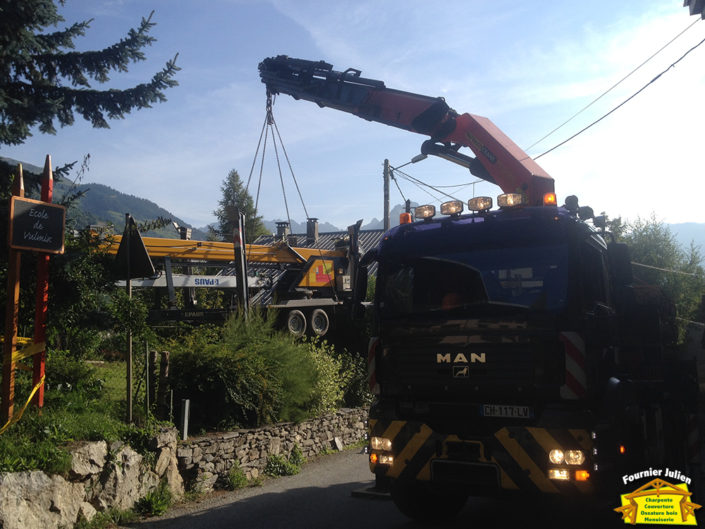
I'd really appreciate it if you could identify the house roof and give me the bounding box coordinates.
[253,228,385,255]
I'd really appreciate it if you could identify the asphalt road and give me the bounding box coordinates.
[127,449,627,529]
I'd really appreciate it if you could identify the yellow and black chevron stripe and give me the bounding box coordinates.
[369,419,594,494]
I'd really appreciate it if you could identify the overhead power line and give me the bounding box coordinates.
[535,29,705,160]
[390,164,460,202]
[527,18,701,152]
[631,261,700,277]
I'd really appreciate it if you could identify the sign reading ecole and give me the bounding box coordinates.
[9,196,66,254]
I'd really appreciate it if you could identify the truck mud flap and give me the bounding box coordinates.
[369,419,594,495]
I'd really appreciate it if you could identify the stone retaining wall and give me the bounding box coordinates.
[0,427,183,529]
[0,408,368,529]
[176,408,367,492]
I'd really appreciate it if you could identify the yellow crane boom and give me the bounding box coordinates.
[101,235,345,264]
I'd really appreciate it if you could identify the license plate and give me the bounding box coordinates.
[481,404,532,419]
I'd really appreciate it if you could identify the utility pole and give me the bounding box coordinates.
[383,159,390,232]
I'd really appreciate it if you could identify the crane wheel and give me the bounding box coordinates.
[310,308,330,336]
[286,310,307,337]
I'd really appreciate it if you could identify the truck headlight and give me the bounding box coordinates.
[548,449,564,464]
[370,436,392,451]
[565,450,585,465]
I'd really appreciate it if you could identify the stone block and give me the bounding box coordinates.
[70,441,107,479]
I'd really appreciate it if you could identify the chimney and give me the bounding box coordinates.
[306,218,319,244]
[276,221,290,240]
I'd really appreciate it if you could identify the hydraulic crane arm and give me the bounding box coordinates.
[259,56,554,206]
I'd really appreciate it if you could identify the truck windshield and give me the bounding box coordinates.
[380,245,569,315]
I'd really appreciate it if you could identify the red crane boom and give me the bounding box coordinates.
[259,56,554,206]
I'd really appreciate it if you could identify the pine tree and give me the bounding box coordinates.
[0,1,179,147]
[214,169,268,243]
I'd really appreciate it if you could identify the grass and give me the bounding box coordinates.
[0,357,163,473]
[223,462,248,490]
[74,507,137,529]
[134,480,173,516]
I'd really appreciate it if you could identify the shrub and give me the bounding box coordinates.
[289,443,305,467]
[307,339,347,415]
[264,454,299,476]
[169,311,318,430]
[135,480,173,516]
[46,350,104,399]
[224,461,248,490]
[264,444,305,476]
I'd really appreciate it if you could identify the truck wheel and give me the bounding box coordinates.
[310,308,330,336]
[286,310,306,336]
[391,480,467,523]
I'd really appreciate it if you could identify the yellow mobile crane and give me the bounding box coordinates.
[102,220,368,337]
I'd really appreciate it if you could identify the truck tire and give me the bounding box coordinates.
[310,308,330,336]
[286,309,306,337]
[390,480,467,523]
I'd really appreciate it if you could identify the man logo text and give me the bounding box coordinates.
[436,353,486,364]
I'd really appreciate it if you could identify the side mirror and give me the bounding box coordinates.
[608,242,633,286]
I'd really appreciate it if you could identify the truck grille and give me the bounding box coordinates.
[432,460,500,489]
[393,343,537,385]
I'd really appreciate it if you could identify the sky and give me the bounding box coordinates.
[4,0,705,231]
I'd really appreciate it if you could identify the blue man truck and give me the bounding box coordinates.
[259,56,700,521]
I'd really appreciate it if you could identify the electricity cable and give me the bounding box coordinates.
[396,172,444,203]
[535,30,705,160]
[389,169,408,203]
[631,261,700,277]
[527,18,701,152]
[390,164,460,202]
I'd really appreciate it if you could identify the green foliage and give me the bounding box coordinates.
[0,2,179,146]
[615,214,705,338]
[307,338,348,416]
[0,354,162,472]
[74,507,137,529]
[169,311,319,430]
[224,461,248,490]
[135,480,173,516]
[366,274,376,302]
[213,169,268,242]
[264,452,301,476]
[168,312,370,431]
[109,289,154,344]
[289,443,305,467]
[46,350,104,399]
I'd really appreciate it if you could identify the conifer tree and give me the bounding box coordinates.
[0,0,179,148]
[214,169,268,243]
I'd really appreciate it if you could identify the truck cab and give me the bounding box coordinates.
[363,197,681,520]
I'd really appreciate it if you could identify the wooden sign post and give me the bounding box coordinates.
[1,156,65,423]
[1,166,25,423]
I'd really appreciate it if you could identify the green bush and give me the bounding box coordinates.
[169,312,318,430]
[135,480,173,516]
[224,461,248,490]
[46,350,104,399]
[289,443,305,467]
[168,311,371,432]
[307,339,347,416]
[264,453,300,476]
